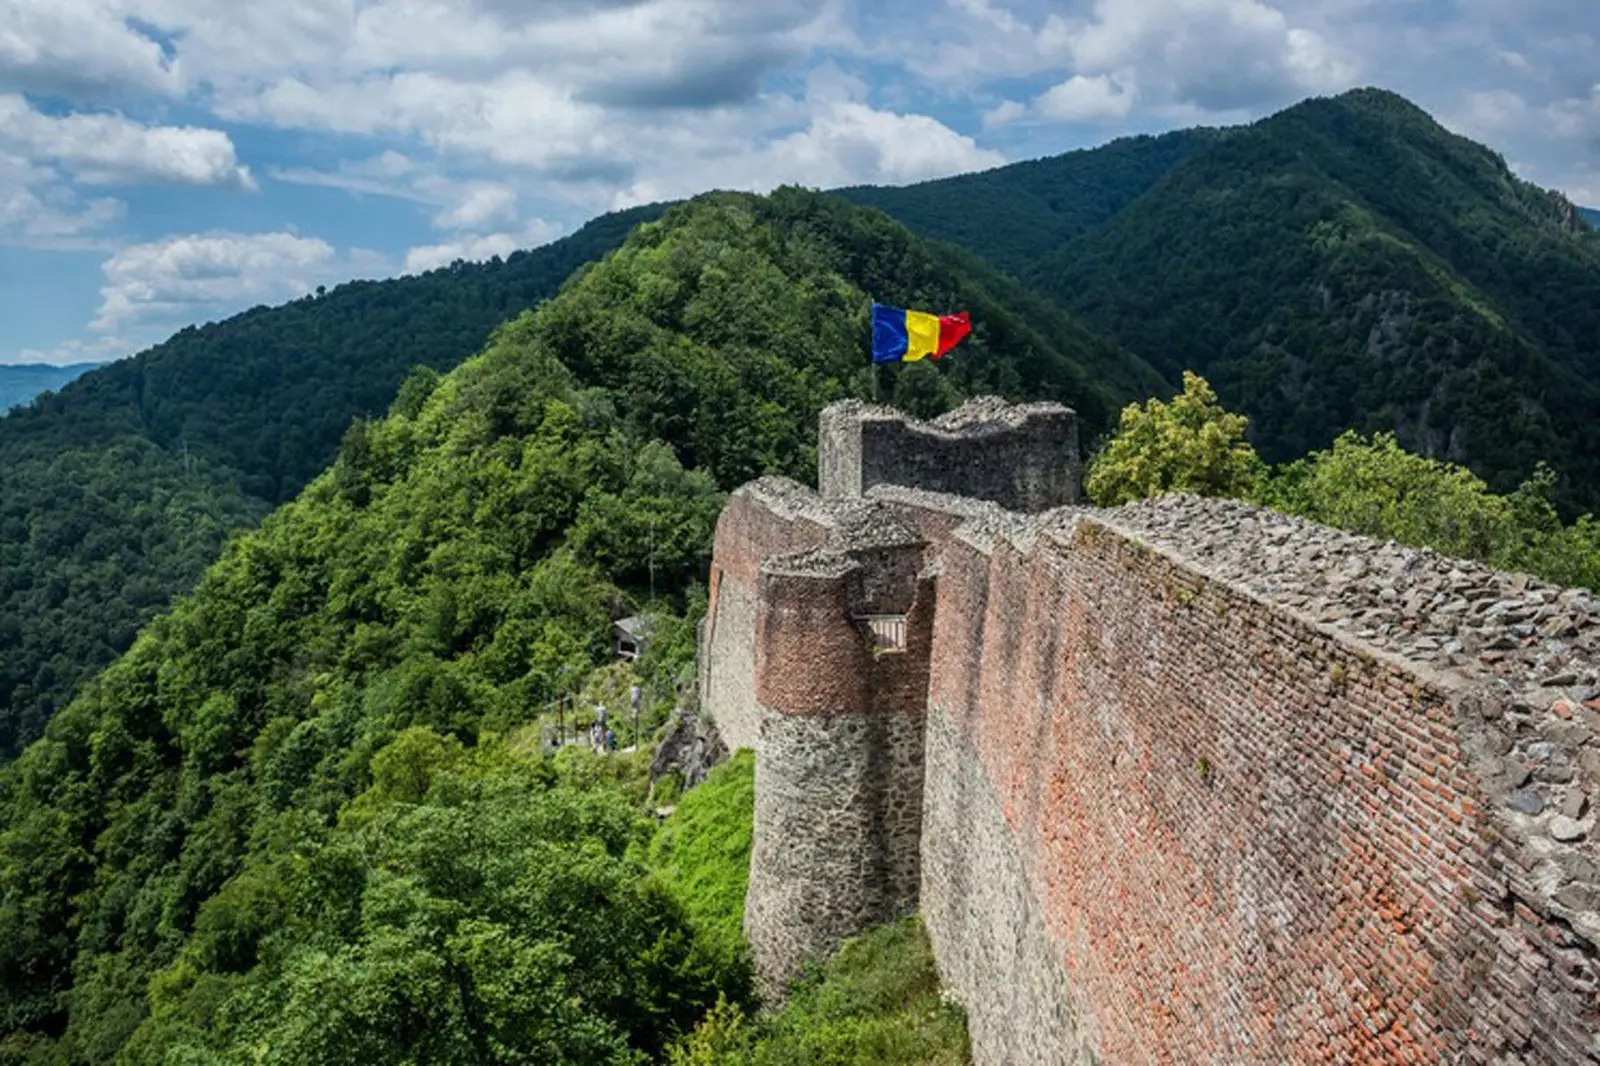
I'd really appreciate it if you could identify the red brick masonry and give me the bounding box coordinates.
[927,513,1596,1064]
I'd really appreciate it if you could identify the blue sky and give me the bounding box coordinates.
[1,0,1596,366]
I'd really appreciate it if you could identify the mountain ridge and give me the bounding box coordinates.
[0,362,103,414]
[0,203,666,758]
[847,87,1600,509]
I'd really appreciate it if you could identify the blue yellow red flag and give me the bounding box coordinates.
[871,302,972,364]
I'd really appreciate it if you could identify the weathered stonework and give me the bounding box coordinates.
[746,708,927,992]
[921,700,1093,1065]
[702,398,1600,1063]
[819,396,1079,511]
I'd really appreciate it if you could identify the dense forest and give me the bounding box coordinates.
[0,205,664,760]
[844,88,1600,512]
[8,86,1596,768]
[0,187,1140,1063]
[0,365,102,415]
[836,128,1221,277]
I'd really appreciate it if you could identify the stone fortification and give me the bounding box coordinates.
[923,497,1598,1065]
[819,396,1079,511]
[701,398,1600,1064]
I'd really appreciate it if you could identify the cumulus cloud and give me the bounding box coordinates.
[14,333,131,368]
[434,184,518,231]
[0,150,123,249]
[91,231,342,332]
[762,102,1006,188]
[402,219,561,274]
[0,95,255,189]
[0,0,183,99]
[991,73,1137,125]
[1010,0,1357,116]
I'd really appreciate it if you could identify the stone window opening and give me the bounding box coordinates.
[860,614,908,652]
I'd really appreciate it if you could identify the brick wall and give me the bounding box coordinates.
[700,479,838,752]
[924,506,1599,1065]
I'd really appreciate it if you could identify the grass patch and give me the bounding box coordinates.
[670,917,971,1066]
[648,751,756,972]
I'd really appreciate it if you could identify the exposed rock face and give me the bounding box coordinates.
[649,697,727,791]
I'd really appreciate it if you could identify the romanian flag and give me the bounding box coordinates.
[871,302,972,364]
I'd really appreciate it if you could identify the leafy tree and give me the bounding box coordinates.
[667,918,969,1066]
[1265,434,1600,590]
[1086,371,1267,505]
[1261,431,1513,561]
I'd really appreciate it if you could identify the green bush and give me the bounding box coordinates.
[669,917,970,1066]
[649,751,756,979]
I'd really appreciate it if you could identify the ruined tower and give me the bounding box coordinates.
[702,396,1080,996]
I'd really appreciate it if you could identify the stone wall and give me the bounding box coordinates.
[699,479,841,752]
[742,537,935,996]
[921,700,1093,1065]
[705,394,1599,1062]
[819,397,1079,512]
[923,496,1599,1065]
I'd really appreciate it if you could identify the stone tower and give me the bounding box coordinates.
[701,396,1081,997]
[818,397,1079,511]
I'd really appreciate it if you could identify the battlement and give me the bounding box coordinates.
[819,396,1079,511]
[701,402,1600,1064]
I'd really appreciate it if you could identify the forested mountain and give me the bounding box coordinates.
[1582,206,1600,228]
[0,364,103,414]
[0,205,663,760]
[836,127,1220,277]
[842,88,1600,511]
[0,188,1136,1064]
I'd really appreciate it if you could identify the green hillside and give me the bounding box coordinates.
[836,128,1218,277]
[841,89,1600,510]
[0,364,103,414]
[0,188,1130,1064]
[0,205,662,760]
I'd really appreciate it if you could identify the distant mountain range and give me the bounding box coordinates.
[840,88,1600,509]
[2,87,1598,762]
[0,362,103,413]
[1582,206,1600,227]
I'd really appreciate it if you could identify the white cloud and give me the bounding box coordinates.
[0,0,183,99]
[0,95,255,189]
[1035,74,1137,121]
[402,219,561,274]
[761,101,1006,188]
[92,231,342,332]
[14,333,131,367]
[0,150,123,249]
[982,100,1028,128]
[1058,0,1357,112]
[433,184,518,231]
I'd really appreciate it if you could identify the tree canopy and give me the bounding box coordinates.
[0,188,1127,1064]
[1086,371,1267,506]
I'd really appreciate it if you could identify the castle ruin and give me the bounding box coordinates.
[699,397,1600,1065]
